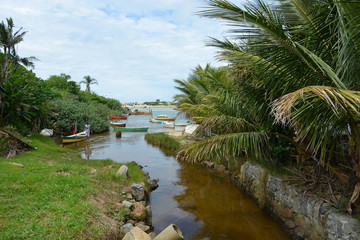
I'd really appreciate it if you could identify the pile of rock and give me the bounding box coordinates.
[122,224,183,240]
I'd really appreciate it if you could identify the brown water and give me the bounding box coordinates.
[62,115,291,240]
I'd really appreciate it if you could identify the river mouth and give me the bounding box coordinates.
[61,114,291,240]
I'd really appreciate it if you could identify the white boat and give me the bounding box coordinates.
[163,121,175,128]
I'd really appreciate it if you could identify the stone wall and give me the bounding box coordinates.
[232,162,360,240]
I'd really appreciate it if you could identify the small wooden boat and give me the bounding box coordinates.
[112,126,149,132]
[111,116,128,120]
[110,121,126,127]
[175,122,189,127]
[163,121,175,128]
[62,131,87,144]
[150,118,163,123]
[153,114,176,121]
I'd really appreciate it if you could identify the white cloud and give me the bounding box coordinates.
[0,0,240,102]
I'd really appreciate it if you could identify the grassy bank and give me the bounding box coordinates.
[0,134,147,239]
[144,132,182,156]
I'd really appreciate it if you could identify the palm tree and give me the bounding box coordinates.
[176,0,360,213]
[0,18,36,86]
[80,75,98,92]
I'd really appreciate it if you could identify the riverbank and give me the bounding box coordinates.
[0,134,150,239]
[147,131,360,240]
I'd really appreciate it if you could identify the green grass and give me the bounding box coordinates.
[0,134,148,239]
[145,132,181,156]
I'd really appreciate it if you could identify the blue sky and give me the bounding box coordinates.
[0,0,244,103]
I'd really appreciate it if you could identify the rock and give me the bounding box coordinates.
[147,179,159,191]
[122,200,133,208]
[285,220,296,229]
[131,184,145,201]
[135,222,151,233]
[214,164,226,172]
[120,223,134,237]
[149,232,157,239]
[8,162,23,167]
[130,202,147,221]
[117,165,129,178]
[146,205,152,226]
[90,169,97,175]
[282,208,293,218]
[122,226,151,240]
[127,193,133,200]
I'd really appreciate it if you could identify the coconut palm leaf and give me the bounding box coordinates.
[194,115,257,137]
[177,132,270,163]
[272,85,360,161]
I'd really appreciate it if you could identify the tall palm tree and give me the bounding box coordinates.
[177,0,360,213]
[80,75,98,92]
[0,18,36,86]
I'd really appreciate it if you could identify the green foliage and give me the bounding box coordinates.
[45,73,80,95]
[79,91,124,112]
[0,65,52,133]
[49,98,113,133]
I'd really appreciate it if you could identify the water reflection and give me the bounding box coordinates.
[174,161,290,240]
[84,142,92,160]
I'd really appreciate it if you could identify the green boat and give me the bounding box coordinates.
[112,126,149,132]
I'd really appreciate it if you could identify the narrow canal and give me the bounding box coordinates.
[63,114,291,240]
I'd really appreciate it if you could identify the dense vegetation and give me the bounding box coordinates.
[0,18,124,136]
[174,0,360,214]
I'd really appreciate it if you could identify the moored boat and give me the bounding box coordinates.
[109,121,126,127]
[163,121,175,128]
[150,118,163,123]
[62,131,87,144]
[153,114,176,121]
[111,116,128,120]
[112,126,149,132]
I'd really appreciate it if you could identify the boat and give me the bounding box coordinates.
[153,114,176,121]
[163,121,175,128]
[112,126,149,132]
[111,116,128,120]
[110,121,126,127]
[174,122,189,127]
[62,131,87,144]
[150,118,163,123]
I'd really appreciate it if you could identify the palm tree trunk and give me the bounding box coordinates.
[347,125,360,214]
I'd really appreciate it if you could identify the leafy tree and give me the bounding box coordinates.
[80,75,98,92]
[45,73,80,95]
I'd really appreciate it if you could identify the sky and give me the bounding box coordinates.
[0,0,244,103]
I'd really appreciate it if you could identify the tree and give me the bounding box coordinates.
[80,75,98,92]
[0,18,36,86]
[177,0,360,213]
[46,73,80,95]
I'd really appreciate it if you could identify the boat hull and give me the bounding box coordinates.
[62,131,87,144]
[110,122,126,127]
[111,116,128,120]
[154,117,176,121]
[112,126,149,132]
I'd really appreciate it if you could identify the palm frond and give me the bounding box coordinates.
[177,131,270,163]
[195,115,257,137]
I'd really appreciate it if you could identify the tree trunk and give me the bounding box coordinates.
[347,127,360,214]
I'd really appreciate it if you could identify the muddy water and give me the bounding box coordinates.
[63,115,291,240]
